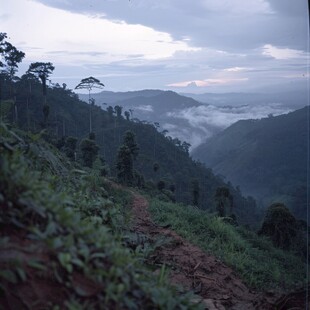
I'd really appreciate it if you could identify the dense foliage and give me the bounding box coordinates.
[0,123,198,309]
[259,203,298,250]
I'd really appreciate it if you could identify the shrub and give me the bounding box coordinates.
[157,180,165,191]
[80,138,99,168]
[258,203,297,250]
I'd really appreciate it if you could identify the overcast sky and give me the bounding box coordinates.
[0,0,309,93]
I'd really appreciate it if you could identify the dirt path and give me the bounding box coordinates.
[131,194,279,310]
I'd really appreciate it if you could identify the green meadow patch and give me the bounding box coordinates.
[149,199,307,290]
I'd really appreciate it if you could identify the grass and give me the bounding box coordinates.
[149,198,307,291]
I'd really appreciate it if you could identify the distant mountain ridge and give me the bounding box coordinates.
[192,107,309,219]
[181,91,307,108]
[79,89,164,105]
[78,89,295,150]
[79,90,210,149]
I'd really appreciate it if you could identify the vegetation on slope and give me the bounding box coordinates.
[0,123,198,309]
[2,73,261,226]
[192,107,309,220]
[149,199,307,290]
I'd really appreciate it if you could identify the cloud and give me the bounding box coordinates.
[160,102,293,150]
[167,78,248,88]
[168,103,292,132]
[32,0,308,52]
[224,67,251,72]
[262,44,307,60]
[134,105,153,113]
[0,0,197,66]
[1,0,307,92]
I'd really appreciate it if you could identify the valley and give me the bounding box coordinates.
[1,1,309,305]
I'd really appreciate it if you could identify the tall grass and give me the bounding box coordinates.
[149,199,307,290]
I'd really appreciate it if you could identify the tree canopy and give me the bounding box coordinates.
[75,76,105,93]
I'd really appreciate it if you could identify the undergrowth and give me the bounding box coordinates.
[149,198,307,291]
[0,123,199,309]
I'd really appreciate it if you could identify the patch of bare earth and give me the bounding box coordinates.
[131,194,308,310]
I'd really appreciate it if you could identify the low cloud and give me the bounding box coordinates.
[134,105,153,113]
[167,78,248,88]
[167,103,292,148]
[262,44,307,60]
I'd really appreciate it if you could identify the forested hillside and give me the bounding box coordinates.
[3,74,260,225]
[79,90,210,149]
[193,107,309,220]
[1,32,308,309]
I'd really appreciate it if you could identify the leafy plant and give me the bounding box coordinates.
[0,123,199,309]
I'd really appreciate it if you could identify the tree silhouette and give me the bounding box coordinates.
[27,62,54,105]
[123,130,139,160]
[191,179,200,206]
[116,145,133,185]
[107,106,114,118]
[114,105,123,120]
[116,131,140,185]
[0,32,25,122]
[75,76,104,133]
[157,180,165,191]
[124,110,130,121]
[258,203,297,249]
[27,62,54,127]
[64,136,78,161]
[80,138,99,168]
[215,187,230,217]
[153,162,160,173]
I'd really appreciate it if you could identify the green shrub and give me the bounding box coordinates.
[258,203,297,250]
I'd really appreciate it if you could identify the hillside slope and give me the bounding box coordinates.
[9,80,260,225]
[79,90,209,148]
[0,123,198,309]
[1,121,306,309]
[192,107,309,219]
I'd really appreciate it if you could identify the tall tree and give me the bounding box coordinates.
[27,62,54,105]
[153,162,160,173]
[258,203,297,250]
[123,130,139,160]
[116,131,140,185]
[107,106,114,118]
[0,32,25,122]
[114,105,123,120]
[75,76,104,133]
[191,179,200,206]
[116,145,133,185]
[27,62,54,127]
[215,187,230,217]
[80,138,99,168]
[124,110,130,121]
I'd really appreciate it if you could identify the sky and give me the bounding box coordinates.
[0,0,309,93]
